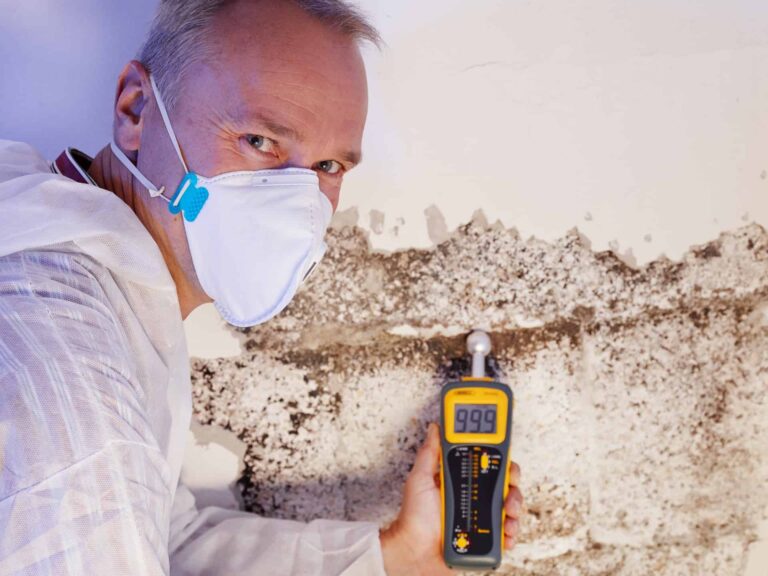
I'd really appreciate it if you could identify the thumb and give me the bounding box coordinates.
[410,422,440,478]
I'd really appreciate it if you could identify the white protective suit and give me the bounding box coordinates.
[0,140,387,576]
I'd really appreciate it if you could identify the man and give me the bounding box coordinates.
[0,0,523,574]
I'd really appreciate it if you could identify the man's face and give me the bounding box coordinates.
[138,0,369,213]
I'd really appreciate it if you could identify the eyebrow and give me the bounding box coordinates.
[226,108,362,167]
[342,149,362,167]
[222,106,302,140]
[254,112,304,142]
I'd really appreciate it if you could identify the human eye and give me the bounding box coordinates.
[244,134,278,155]
[314,159,343,175]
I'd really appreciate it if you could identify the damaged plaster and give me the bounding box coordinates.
[188,217,768,575]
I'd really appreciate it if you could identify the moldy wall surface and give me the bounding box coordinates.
[189,218,768,575]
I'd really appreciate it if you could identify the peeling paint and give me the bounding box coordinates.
[425,204,450,245]
[330,206,359,229]
[369,209,385,235]
[188,219,768,574]
[181,421,246,509]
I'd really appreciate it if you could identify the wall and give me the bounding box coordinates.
[0,0,157,157]
[189,221,768,575]
[2,1,767,574]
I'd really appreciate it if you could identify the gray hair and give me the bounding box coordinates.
[138,0,381,110]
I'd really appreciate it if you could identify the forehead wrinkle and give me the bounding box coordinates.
[221,103,305,142]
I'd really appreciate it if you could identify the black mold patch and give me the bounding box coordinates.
[189,221,768,575]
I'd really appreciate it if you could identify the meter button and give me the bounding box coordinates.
[453,533,470,553]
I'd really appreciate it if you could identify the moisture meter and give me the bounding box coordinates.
[440,330,514,571]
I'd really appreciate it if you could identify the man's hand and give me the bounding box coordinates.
[380,423,523,575]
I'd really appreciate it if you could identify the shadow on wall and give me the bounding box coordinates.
[189,216,768,575]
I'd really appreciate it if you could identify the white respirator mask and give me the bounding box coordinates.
[110,76,332,327]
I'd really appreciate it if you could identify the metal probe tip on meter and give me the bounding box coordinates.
[440,330,514,571]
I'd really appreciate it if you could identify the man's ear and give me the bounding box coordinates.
[113,60,152,158]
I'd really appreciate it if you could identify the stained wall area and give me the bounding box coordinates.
[189,218,768,575]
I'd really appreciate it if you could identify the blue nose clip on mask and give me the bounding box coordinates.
[168,173,208,222]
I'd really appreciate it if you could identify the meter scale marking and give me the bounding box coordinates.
[448,445,502,556]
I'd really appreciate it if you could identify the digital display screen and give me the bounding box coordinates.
[454,403,497,434]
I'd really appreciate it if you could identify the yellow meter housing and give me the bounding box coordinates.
[439,332,514,571]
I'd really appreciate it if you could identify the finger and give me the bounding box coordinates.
[505,485,523,518]
[410,422,440,478]
[508,461,521,487]
[504,518,519,549]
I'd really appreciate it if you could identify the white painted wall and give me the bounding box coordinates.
[352,0,768,264]
[0,0,157,157]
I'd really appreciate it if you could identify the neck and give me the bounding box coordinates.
[87,144,202,320]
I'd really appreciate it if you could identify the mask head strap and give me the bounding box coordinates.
[109,140,169,201]
[149,75,190,174]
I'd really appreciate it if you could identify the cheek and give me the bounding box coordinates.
[172,128,229,177]
[319,180,342,213]
[137,116,189,190]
